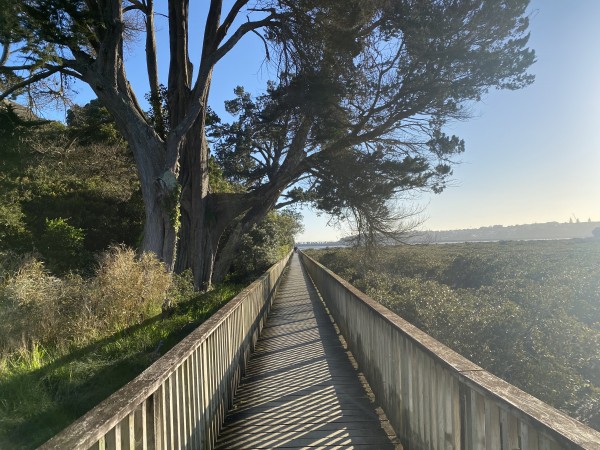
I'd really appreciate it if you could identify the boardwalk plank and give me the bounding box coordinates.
[216,255,401,449]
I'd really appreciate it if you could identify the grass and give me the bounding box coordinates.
[0,283,242,449]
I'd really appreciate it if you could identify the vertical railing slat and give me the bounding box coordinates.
[485,399,501,449]
[114,422,122,450]
[37,253,291,450]
[299,252,600,450]
[137,400,147,450]
[501,409,519,450]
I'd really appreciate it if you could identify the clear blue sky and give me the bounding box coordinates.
[38,1,600,241]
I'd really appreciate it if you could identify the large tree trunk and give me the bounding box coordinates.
[177,127,236,289]
[77,0,180,269]
[167,0,214,289]
[211,188,285,284]
[141,166,179,271]
[174,117,214,288]
[91,82,178,269]
[141,206,177,269]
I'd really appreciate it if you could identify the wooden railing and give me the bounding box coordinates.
[40,252,292,450]
[299,251,600,450]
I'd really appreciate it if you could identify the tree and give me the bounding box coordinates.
[230,209,303,280]
[65,98,123,146]
[0,101,144,272]
[1,0,535,288]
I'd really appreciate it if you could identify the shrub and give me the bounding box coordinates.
[36,218,89,274]
[231,210,303,280]
[0,257,62,351]
[0,246,172,353]
[92,246,171,331]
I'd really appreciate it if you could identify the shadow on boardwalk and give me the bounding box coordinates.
[216,254,401,449]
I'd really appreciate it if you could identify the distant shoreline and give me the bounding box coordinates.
[412,221,600,244]
[298,221,600,247]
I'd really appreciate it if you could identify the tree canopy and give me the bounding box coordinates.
[1,0,535,287]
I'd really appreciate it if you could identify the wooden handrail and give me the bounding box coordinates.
[299,251,600,450]
[40,252,292,450]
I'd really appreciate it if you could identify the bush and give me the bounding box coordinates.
[0,257,62,351]
[231,210,303,280]
[0,111,144,274]
[0,246,171,353]
[36,218,89,274]
[93,246,171,331]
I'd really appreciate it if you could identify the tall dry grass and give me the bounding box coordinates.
[0,246,171,353]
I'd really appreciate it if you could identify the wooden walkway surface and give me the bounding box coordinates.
[216,254,401,449]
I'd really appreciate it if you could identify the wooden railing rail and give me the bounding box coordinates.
[40,252,292,450]
[299,251,600,450]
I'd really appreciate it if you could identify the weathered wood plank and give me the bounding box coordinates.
[136,401,146,450]
[485,399,501,449]
[216,256,401,449]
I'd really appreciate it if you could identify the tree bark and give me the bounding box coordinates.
[140,167,179,270]
[210,185,286,283]
[174,117,211,280]
[170,0,221,289]
[82,60,177,268]
[143,0,165,138]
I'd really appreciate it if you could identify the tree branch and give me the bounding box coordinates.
[96,0,125,81]
[61,68,85,80]
[214,0,249,45]
[123,0,146,13]
[274,198,300,209]
[142,0,165,137]
[278,117,311,178]
[209,15,279,66]
[0,42,10,67]
[0,64,37,71]
[251,28,270,61]
[0,66,63,101]
[202,0,223,56]
[172,12,278,146]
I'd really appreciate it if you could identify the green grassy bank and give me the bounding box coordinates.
[0,248,242,449]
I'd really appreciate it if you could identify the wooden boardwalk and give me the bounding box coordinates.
[216,254,400,449]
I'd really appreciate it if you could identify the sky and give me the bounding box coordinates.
[30,1,600,242]
[296,0,600,240]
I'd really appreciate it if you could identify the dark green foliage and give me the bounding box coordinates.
[206,0,535,247]
[0,101,143,274]
[65,99,122,146]
[37,218,88,275]
[23,187,143,255]
[308,240,600,429]
[230,210,304,281]
[144,84,170,139]
[211,87,267,188]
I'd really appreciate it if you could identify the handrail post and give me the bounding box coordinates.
[298,250,600,450]
[39,251,292,450]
